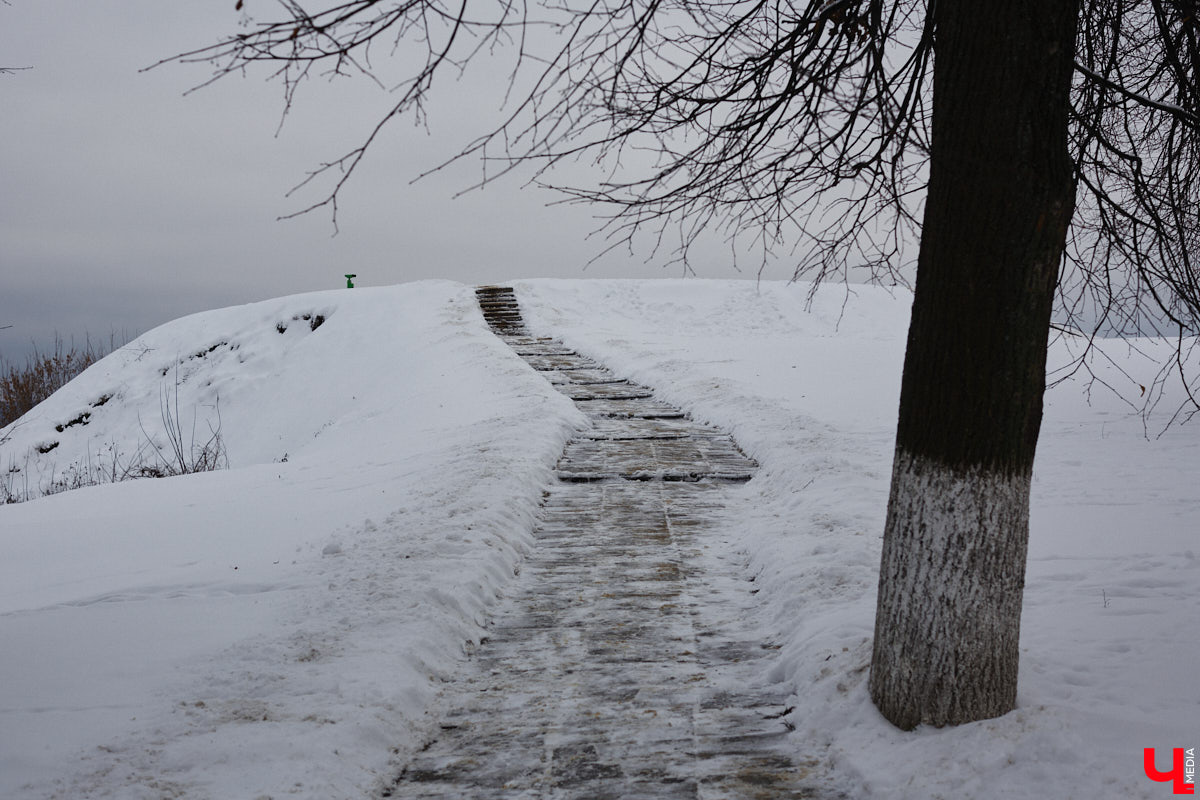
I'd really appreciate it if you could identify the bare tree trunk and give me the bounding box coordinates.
[869,0,1081,729]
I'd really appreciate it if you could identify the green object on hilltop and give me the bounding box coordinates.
[345,274,357,288]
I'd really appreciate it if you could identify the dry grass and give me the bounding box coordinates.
[0,335,119,428]
[1,338,230,504]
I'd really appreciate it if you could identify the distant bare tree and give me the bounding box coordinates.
[162,0,1199,728]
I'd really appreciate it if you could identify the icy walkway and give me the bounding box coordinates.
[381,288,825,798]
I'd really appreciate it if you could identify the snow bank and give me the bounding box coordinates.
[0,281,585,798]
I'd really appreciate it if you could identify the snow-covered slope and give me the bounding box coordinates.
[1,278,1196,799]
[0,281,586,798]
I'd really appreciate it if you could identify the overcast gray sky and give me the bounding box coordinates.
[1,0,776,362]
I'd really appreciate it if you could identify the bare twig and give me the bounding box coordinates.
[154,0,1200,417]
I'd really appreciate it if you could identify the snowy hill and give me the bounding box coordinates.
[1,279,1196,798]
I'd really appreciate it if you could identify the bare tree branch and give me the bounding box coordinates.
[157,0,1200,414]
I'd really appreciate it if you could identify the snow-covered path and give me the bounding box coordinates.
[2,279,1194,799]
[382,290,824,798]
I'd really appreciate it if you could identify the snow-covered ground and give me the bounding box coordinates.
[1,279,1196,798]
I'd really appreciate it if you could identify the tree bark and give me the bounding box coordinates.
[869,0,1081,729]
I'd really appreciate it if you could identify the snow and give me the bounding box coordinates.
[516,279,1199,799]
[1,282,585,798]
[2,278,1196,798]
